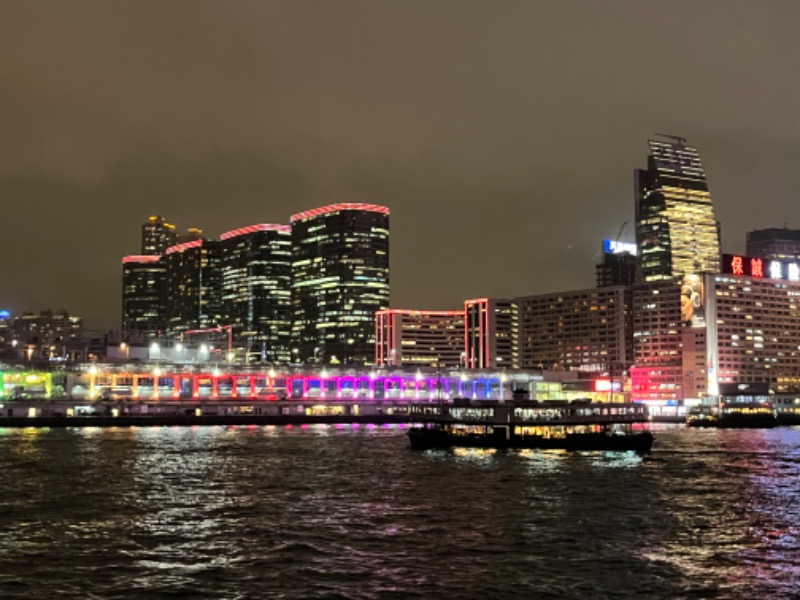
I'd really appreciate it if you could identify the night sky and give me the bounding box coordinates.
[3,1,800,330]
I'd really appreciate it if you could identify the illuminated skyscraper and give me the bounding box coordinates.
[164,239,222,337]
[635,136,720,282]
[220,224,292,363]
[141,215,177,256]
[122,255,166,339]
[291,203,390,365]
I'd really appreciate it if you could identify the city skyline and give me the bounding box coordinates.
[3,2,800,329]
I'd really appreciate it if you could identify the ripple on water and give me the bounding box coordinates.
[0,425,799,598]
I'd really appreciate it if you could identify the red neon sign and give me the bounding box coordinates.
[751,258,764,278]
[731,255,744,275]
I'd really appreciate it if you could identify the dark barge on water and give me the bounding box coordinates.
[406,399,653,452]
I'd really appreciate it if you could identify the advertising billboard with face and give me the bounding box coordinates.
[681,273,705,328]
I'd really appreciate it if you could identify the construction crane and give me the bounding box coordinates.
[615,221,628,242]
[654,133,687,145]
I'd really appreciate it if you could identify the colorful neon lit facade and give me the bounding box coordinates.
[61,364,619,404]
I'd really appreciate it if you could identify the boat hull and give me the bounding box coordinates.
[408,427,654,453]
[687,414,777,429]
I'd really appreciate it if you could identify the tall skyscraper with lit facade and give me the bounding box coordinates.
[141,215,177,255]
[291,203,390,365]
[164,239,222,337]
[635,136,720,282]
[122,255,166,339]
[220,224,293,363]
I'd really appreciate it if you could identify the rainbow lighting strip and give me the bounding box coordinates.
[77,368,512,402]
[290,203,390,222]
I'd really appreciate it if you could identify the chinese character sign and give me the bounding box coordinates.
[723,254,800,282]
[731,255,744,275]
[751,258,764,278]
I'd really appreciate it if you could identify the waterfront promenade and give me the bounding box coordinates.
[0,398,411,428]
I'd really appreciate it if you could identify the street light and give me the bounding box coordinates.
[150,342,160,362]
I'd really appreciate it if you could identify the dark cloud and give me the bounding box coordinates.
[2,0,800,328]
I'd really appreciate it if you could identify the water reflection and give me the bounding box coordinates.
[0,425,797,598]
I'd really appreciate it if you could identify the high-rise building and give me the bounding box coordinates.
[219,224,293,363]
[291,203,390,365]
[635,136,720,282]
[596,239,637,288]
[164,239,222,337]
[464,298,518,369]
[746,227,800,261]
[630,281,688,402]
[516,286,630,374]
[122,255,166,340]
[375,309,465,368]
[708,255,800,394]
[141,215,177,256]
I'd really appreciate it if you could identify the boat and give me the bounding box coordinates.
[772,396,800,426]
[686,402,777,429]
[406,399,654,452]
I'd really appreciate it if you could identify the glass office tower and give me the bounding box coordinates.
[220,224,292,363]
[635,136,721,282]
[291,203,390,365]
[164,239,222,337]
[122,255,166,339]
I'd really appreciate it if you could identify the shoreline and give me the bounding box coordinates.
[0,413,411,429]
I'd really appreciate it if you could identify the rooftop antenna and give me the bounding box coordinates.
[654,133,687,145]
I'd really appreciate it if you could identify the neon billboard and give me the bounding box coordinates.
[722,254,800,282]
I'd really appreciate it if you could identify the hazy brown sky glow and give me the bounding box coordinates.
[2,1,800,329]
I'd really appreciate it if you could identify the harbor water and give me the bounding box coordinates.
[0,424,799,599]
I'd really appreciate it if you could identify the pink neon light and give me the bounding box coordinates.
[165,240,203,254]
[377,309,464,317]
[464,298,490,304]
[220,223,291,240]
[290,203,390,222]
[122,255,161,264]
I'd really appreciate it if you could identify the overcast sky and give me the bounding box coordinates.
[2,1,800,329]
